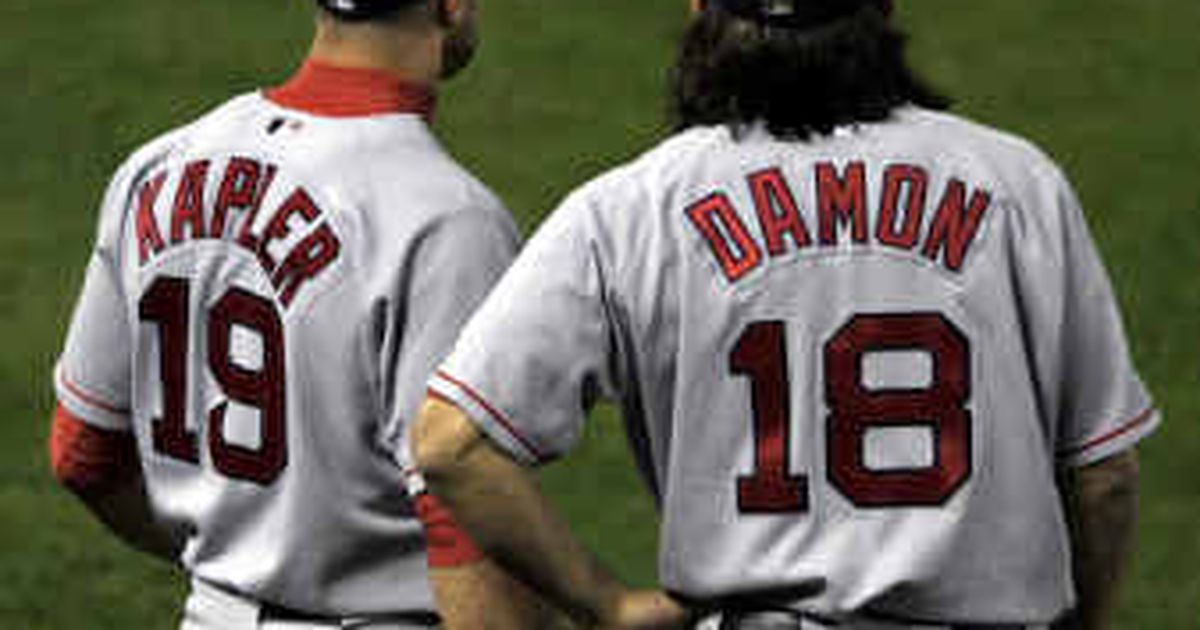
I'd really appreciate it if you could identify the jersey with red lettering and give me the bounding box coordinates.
[55,61,518,617]
[428,107,1158,625]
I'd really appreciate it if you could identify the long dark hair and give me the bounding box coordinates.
[670,4,950,139]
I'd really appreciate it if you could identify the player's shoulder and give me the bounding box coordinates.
[262,118,519,265]
[94,94,260,235]
[358,128,514,233]
[233,94,511,237]
[893,108,1085,241]
[107,93,261,186]
[614,126,728,182]
[893,107,1069,184]
[529,128,730,246]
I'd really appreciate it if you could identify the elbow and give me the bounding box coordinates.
[410,396,482,485]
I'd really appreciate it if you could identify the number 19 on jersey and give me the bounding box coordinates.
[140,276,288,485]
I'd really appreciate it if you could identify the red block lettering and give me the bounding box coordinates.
[922,179,991,272]
[170,160,210,243]
[212,158,262,238]
[749,168,811,257]
[876,164,928,250]
[273,224,342,308]
[687,193,763,283]
[816,161,868,245]
[136,172,168,264]
[256,187,321,272]
[236,164,279,253]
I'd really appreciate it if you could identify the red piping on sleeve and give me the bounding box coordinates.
[431,371,545,462]
[60,374,130,415]
[1058,407,1156,459]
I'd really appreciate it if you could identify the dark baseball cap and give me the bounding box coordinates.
[708,0,893,29]
[315,0,423,20]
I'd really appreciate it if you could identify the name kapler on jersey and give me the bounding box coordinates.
[689,160,991,283]
[133,156,342,309]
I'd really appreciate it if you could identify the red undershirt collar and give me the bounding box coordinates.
[265,59,436,120]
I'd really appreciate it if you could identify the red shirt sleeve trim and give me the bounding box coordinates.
[1058,407,1156,458]
[432,371,546,462]
[50,403,139,496]
[60,373,130,415]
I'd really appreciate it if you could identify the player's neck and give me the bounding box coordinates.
[308,22,443,86]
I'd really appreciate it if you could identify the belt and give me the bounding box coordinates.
[259,601,441,628]
[699,610,1044,630]
[186,577,441,629]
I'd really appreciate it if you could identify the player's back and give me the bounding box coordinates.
[57,86,516,615]
[570,107,1155,623]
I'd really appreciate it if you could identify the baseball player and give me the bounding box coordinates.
[49,1,542,627]
[411,0,1157,628]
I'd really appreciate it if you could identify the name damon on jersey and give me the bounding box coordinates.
[688,161,992,283]
[133,156,342,309]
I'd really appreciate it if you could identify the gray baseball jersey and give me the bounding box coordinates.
[429,107,1158,624]
[55,62,518,616]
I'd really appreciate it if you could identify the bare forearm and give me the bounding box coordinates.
[78,476,181,563]
[431,561,575,629]
[1060,450,1140,629]
[49,406,180,563]
[418,425,622,626]
[413,399,687,629]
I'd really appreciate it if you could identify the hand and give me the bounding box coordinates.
[603,590,690,629]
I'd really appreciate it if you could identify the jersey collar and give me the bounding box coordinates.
[265,59,436,120]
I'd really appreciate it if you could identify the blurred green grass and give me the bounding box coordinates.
[1,0,1195,627]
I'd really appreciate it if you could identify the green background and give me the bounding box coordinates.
[2,0,1196,627]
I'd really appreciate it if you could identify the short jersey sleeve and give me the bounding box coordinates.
[429,191,615,465]
[380,207,520,467]
[1016,163,1159,467]
[55,178,134,431]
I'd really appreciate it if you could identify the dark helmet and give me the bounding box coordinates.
[315,0,420,21]
[705,0,893,29]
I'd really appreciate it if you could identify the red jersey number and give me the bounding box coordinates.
[139,277,287,485]
[731,321,808,513]
[732,313,971,514]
